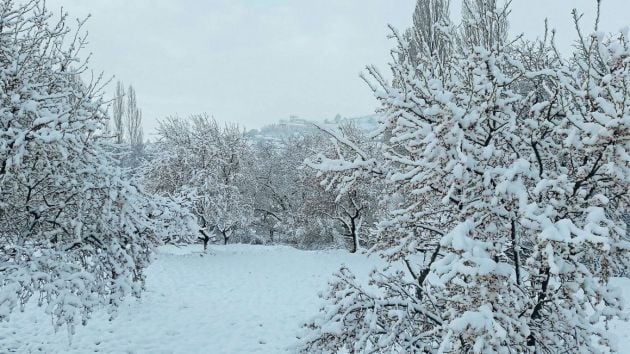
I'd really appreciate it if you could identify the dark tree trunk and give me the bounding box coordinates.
[222,231,229,245]
[200,229,211,252]
[348,219,357,253]
[203,235,210,252]
[347,209,361,253]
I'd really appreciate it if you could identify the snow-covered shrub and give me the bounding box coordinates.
[0,0,196,333]
[301,0,630,352]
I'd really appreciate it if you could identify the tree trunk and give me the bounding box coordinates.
[203,235,209,252]
[200,229,210,252]
[222,231,229,245]
[348,209,361,253]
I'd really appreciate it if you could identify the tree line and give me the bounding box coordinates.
[141,114,379,252]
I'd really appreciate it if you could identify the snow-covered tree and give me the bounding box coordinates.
[244,128,367,249]
[460,0,509,50]
[301,1,629,352]
[0,0,197,334]
[306,122,382,253]
[199,183,253,245]
[404,0,453,72]
[246,133,323,246]
[143,114,252,250]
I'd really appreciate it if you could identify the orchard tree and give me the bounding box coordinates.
[199,183,253,246]
[246,130,347,249]
[143,114,253,249]
[306,122,382,253]
[301,0,629,353]
[0,0,197,334]
[246,140,287,243]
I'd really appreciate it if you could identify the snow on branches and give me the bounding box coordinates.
[301,0,630,353]
[0,0,197,334]
[143,114,253,249]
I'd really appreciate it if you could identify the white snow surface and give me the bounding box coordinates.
[1,244,628,353]
[0,245,380,353]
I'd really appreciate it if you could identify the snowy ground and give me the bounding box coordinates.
[0,245,381,353]
[1,244,629,353]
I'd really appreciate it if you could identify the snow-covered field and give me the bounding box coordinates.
[0,245,381,353]
[1,245,628,353]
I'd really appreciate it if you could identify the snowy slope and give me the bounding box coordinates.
[1,245,628,353]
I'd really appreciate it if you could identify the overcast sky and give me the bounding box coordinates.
[46,0,630,135]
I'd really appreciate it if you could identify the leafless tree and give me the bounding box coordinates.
[126,85,143,146]
[113,81,125,144]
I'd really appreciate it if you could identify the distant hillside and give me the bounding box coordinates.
[246,114,379,143]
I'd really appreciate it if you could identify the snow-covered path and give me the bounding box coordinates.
[0,245,379,353]
[1,245,629,353]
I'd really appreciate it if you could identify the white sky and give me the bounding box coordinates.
[46,0,630,135]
